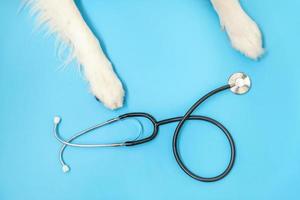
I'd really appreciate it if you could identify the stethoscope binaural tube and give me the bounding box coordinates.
[53,72,251,182]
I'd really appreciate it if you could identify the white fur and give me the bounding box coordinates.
[211,0,264,59]
[26,0,124,109]
[26,0,263,109]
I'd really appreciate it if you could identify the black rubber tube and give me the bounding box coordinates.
[171,84,235,182]
[122,85,235,182]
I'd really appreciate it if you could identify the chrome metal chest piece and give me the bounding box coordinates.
[228,72,251,94]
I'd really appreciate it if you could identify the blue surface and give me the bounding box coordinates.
[1,0,300,199]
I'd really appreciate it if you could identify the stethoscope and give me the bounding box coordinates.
[53,72,251,182]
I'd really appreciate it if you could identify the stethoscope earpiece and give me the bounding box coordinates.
[228,72,251,95]
[54,116,61,125]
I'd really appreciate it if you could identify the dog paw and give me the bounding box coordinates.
[88,69,125,110]
[211,0,264,60]
[223,12,264,60]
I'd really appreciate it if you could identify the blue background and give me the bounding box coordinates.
[1,0,300,199]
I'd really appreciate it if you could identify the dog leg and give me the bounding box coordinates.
[211,0,264,59]
[26,0,124,109]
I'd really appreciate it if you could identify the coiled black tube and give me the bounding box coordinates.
[171,84,235,182]
[123,85,235,182]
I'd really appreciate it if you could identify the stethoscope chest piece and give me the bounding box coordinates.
[228,72,251,95]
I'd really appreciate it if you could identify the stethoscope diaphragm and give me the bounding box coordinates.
[228,72,251,95]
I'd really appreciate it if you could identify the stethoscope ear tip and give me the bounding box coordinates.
[62,165,70,173]
[54,116,61,125]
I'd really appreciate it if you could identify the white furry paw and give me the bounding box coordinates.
[211,0,264,60]
[224,13,264,59]
[90,71,125,110]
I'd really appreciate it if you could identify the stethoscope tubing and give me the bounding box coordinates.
[172,84,235,182]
